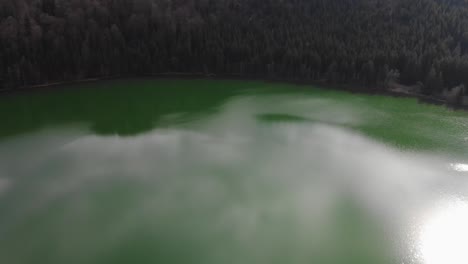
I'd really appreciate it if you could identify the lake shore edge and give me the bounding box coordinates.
[0,72,461,110]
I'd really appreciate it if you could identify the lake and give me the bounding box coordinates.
[0,79,468,264]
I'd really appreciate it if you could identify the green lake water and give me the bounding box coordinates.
[0,79,468,264]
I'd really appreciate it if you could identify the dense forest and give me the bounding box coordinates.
[1,0,468,94]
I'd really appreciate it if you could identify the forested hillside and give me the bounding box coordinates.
[2,0,468,93]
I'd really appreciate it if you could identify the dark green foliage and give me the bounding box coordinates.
[1,0,468,94]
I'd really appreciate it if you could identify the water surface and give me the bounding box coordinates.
[1,79,468,264]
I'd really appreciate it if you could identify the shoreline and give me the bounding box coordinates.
[0,73,461,110]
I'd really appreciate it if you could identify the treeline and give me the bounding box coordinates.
[1,0,468,94]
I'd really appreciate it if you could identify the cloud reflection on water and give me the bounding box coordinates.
[0,95,467,264]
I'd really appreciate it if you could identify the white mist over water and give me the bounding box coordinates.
[0,95,467,264]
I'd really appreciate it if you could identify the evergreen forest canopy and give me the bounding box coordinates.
[2,0,468,94]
